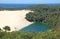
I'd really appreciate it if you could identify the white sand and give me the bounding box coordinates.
[0,10,33,32]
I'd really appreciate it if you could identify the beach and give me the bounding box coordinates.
[0,10,33,31]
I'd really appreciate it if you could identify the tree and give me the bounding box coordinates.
[25,12,34,22]
[0,28,2,32]
[3,26,11,31]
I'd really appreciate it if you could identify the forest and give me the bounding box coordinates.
[0,4,60,39]
[25,4,60,30]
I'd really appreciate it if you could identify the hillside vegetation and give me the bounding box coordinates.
[25,5,60,30]
[0,4,60,39]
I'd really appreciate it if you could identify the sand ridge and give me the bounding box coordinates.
[0,10,33,31]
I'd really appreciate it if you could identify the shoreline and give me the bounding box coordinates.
[0,10,33,32]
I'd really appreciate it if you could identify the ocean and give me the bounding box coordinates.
[0,4,38,8]
[0,4,59,8]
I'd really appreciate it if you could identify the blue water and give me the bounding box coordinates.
[0,4,37,8]
[20,22,51,32]
[0,4,59,8]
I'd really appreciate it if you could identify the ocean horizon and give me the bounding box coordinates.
[0,4,60,8]
[0,4,38,8]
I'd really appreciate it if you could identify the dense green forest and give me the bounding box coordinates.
[0,4,60,39]
[0,30,60,39]
[25,5,60,30]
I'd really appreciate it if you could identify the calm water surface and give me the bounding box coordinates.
[21,22,51,32]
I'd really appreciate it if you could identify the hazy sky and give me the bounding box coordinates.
[0,0,60,4]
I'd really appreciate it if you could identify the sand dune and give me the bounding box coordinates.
[0,10,33,31]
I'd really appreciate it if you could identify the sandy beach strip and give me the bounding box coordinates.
[0,10,33,32]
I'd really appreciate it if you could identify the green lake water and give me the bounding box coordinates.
[20,22,51,32]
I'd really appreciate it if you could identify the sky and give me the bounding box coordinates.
[0,0,60,4]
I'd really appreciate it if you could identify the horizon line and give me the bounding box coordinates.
[0,3,60,4]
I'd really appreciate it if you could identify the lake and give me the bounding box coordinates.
[20,22,51,32]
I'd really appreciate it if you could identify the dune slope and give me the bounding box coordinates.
[0,10,33,31]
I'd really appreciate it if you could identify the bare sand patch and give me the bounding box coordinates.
[0,10,33,31]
